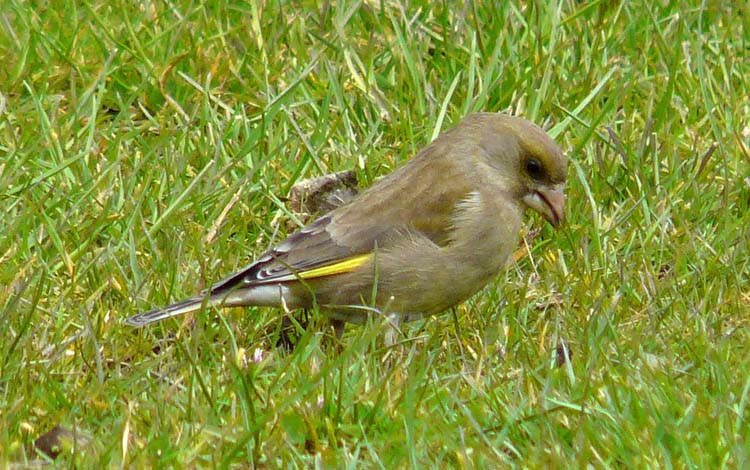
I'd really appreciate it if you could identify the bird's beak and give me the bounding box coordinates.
[522,184,565,228]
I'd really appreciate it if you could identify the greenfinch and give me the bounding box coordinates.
[125,113,567,328]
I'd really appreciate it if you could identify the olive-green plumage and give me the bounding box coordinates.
[125,113,567,328]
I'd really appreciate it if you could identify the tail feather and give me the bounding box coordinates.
[125,296,217,328]
[126,282,300,328]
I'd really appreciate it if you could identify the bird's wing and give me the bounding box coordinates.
[207,214,383,295]
[208,165,472,296]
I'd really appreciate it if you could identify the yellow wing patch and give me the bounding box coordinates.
[297,253,372,279]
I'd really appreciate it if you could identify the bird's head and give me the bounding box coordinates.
[469,113,568,227]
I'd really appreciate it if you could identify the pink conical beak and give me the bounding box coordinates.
[522,185,565,228]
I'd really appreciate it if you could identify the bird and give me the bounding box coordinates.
[125,112,567,329]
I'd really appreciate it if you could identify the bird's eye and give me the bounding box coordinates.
[525,158,544,180]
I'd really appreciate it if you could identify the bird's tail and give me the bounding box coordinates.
[125,296,219,328]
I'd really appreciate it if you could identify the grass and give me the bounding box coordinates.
[1,0,749,466]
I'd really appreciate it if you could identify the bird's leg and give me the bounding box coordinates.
[330,319,346,340]
[312,318,345,354]
[275,313,296,351]
[383,313,401,348]
[275,309,310,351]
[451,307,465,356]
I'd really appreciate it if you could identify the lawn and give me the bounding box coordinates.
[1,0,749,467]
